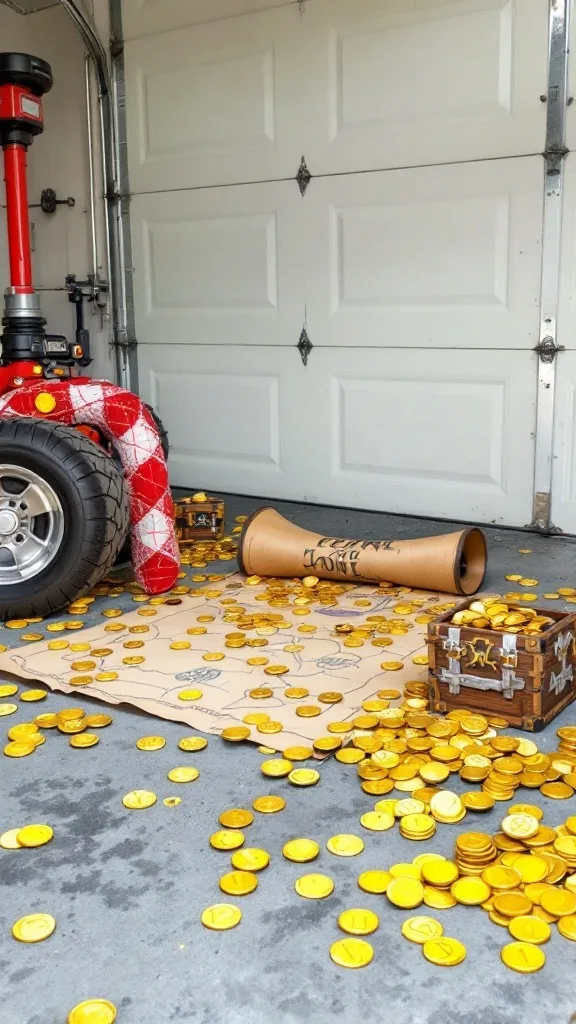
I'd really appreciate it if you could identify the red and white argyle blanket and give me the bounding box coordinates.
[0,379,179,594]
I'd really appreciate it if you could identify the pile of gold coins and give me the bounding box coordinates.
[449,597,554,635]
[1,687,112,759]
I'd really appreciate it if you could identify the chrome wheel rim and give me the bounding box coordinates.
[0,464,64,584]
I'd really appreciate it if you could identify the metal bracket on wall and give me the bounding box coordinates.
[534,335,564,363]
[297,327,313,365]
[29,188,75,214]
[296,156,312,196]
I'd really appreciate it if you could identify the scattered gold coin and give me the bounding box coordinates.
[136,736,166,751]
[252,795,286,814]
[12,913,56,943]
[178,689,203,701]
[17,824,53,848]
[0,828,22,849]
[295,873,334,899]
[122,790,157,809]
[19,689,47,702]
[178,736,208,752]
[210,830,245,851]
[282,838,320,863]
[330,937,373,968]
[67,999,117,1024]
[500,941,545,973]
[327,834,364,857]
[231,848,270,872]
[288,768,320,787]
[338,908,379,936]
[219,870,258,896]
[201,903,242,930]
[423,936,467,967]
[167,766,200,783]
[219,808,254,829]
[69,733,100,749]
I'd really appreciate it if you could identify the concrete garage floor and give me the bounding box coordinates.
[2,495,576,1024]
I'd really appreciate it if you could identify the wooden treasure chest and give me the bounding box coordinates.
[428,597,576,731]
[174,492,225,542]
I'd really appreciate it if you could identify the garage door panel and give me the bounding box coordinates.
[137,345,307,495]
[301,0,547,174]
[122,0,295,41]
[131,183,303,346]
[307,348,537,524]
[305,156,543,349]
[551,353,576,533]
[126,5,302,193]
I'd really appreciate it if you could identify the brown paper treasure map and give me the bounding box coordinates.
[0,575,454,752]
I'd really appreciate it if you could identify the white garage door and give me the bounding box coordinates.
[123,0,549,526]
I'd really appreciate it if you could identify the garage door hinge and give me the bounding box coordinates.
[297,327,313,365]
[534,336,564,363]
[296,156,312,196]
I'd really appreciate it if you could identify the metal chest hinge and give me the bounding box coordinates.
[297,327,313,366]
[296,156,312,196]
[534,336,564,363]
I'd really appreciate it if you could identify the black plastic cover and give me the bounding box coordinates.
[0,53,53,96]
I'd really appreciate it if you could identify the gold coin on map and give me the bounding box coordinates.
[261,759,293,777]
[423,937,467,967]
[221,726,250,742]
[219,809,254,829]
[136,735,166,751]
[67,999,117,1024]
[34,713,58,728]
[285,688,309,699]
[71,660,96,672]
[380,661,404,671]
[203,652,225,662]
[210,830,245,851]
[17,824,53,848]
[4,740,35,757]
[20,690,47,702]
[296,705,321,718]
[105,621,128,631]
[412,654,429,666]
[178,689,203,701]
[47,640,69,651]
[402,916,444,944]
[264,665,289,676]
[379,689,401,699]
[295,873,334,899]
[84,714,112,728]
[500,941,545,973]
[168,767,200,783]
[170,641,191,650]
[508,916,551,944]
[219,871,258,896]
[0,683,18,697]
[69,675,93,687]
[330,937,373,969]
[69,643,91,652]
[122,656,145,666]
[123,640,145,649]
[95,672,119,683]
[289,768,320,787]
[187,627,207,636]
[69,733,99,749]
[327,834,364,857]
[90,648,112,656]
[0,829,22,849]
[338,908,379,936]
[243,713,269,726]
[258,721,283,734]
[231,847,270,872]
[283,838,320,863]
[12,913,56,943]
[122,790,157,809]
[317,691,343,704]
[253,795,286,814]
[178,736,208,752]
[247,657,269,666]
[0,703,17,717]
[130,625,150,633]
[284,644,305,653]
[313,736,342,754]
[249,688,274,700]
[201,903,242,931]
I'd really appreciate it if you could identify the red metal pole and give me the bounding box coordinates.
[3,143,33,292]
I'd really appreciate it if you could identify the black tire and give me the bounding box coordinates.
[0,417,130,619]
[144,404,169,461]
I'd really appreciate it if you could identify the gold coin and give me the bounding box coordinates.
[67,1000,117,1024]
[540,781,574,799]
[261,758,293,777]
[12,912,56,943]
[201,903,242,930]
[283,746,313,761]
[289,768,320,786]
[219,870,258,896]
[327,935,375,971]
[0,683,18,697]
[258,721,283,735]
[219,808,254,829]
[360,811,395,832]
[221,726,251,742]
[253,795,286,814]
[186,627,207,636]
[380,660,404,671]
[508,916,551,944]
[317,691,343,704]
[358,870,391,894]
[243,713,269,726]
[70,660,96,672]
[210,830,245,851]
[451,877,491,906]
[168,766,200,783]
[295,873,334,899]
[90,648,112,656]
[402,916,444,944]
[0,828,22,849]
[58,720,86,735]
[95,672,119,683]
[481,866,521,890]
[423,936,467,967]
[557,916,576,940]
[313,736,342,753]
[122,656,145,666]
[249,687,274,699]
[19,689,47,702]
[336,748,365,764]
[178,689,203,701]
[69,643,91,652]
[8,722,39,739]
[423,886,457,910]
[0,703,17,717]
[4,740,36,757]
[70,733,100,749]
[539,888,576,917]
[387,876,425,909]
[412,654,429,666]
[179,736,208,752]
[69,675,93,687]
[170,641,191,651]
[231,847,270,872]
[84,714,112,728]
[247,657,269,667]
[296,705,321,717]
[5,618,28,628]
[338,908,379,936]
[284,688,309,699]
[419,861,459,889]
[511,855,549,884]
[282,838,320,863]
[327,834,365,857]
[263,665,289,676]
[136,735,166,751]
[493,893,534,918]
[46,623,66,632]
[17,824,53,848]
[501,813,540,839]
[500,941,546,973]
[122,790,157,809]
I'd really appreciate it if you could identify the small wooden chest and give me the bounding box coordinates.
[174,493,225,542]
[428,599,576,731]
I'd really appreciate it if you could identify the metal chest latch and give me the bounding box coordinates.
[439,628,525,700]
